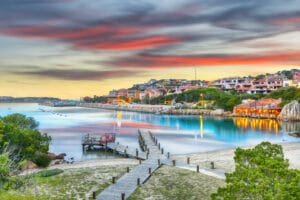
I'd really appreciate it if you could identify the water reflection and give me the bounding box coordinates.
[234,117,279,133]
[200,115,203,138]
[279,121,300,133]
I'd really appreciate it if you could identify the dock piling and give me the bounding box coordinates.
[210,161,215,169]
[172,160,176,166]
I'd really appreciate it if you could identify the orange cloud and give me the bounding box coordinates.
[74,36,183,50]
[272,16,300,25]
[113,51,300,68]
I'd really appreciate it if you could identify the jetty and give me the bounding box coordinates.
[94,129,225,200]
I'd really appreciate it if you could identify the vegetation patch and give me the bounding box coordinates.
[211,142,300,200]
[129,166,225,200]
[1,164,136,200]
[36,169,64,177]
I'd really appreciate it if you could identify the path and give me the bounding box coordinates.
[96,130,165,200]
[96,129,225,200]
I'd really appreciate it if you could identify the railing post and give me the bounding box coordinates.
[161,148,164,154]
[172,160,176,166]
[112,176,116,184]
[137,178,140,186]
[126,167,130,173]
[121,193,125,200]
[210,161,215,169]
[197,165,199,173]
[187,157,190,164]
[158,159,160,166]
[148,167,152,174]
[92,191,96,200]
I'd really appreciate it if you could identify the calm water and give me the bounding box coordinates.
[0,103,299,161]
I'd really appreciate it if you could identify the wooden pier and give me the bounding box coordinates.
[94,129,225,200]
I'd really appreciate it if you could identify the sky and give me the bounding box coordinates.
[0,0,300,98]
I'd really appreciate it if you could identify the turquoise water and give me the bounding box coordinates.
[0,103,299,161]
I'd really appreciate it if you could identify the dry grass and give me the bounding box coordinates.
[1,164,136,200]
[128,165,225,200]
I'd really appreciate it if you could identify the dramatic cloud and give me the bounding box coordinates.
[110,51,300,68]
[13,69,141,80]
[0,0,300,97]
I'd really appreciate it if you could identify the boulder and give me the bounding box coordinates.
[47,152,57,160]
[288,132,300,138]
[279,100,300,121]
[50,159,63,165]
[21,161,38,171]
[210,109,224,116]
[55,153,66,159]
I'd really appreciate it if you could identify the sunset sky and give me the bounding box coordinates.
[0,0,300,98]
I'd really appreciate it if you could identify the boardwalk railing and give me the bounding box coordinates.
[95,129,225,200]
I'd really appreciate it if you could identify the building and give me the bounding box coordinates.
[212,77,253,91]
[233,98,282,118]
[127,89,140,99]
[249,77,283,94]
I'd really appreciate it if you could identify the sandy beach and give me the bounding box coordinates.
[172,142,300,173]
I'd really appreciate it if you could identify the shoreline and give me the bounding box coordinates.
[172,141,300,173]
[78,103,284,120]
[24,141,299,175]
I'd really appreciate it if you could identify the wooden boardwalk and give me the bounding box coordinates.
[96,129,225,200]
[96,130,166,200]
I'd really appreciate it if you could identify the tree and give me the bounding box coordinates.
[0,114,51,161]
[1,114,39,129]
[211,142,300,200]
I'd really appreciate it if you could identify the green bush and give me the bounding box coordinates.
[211,142,300,199]
[33,152,51,168]
[0,114,51,160]
[37,168,64,177]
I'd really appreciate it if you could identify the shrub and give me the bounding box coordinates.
[211,142,300,200]
[37,168,64,177]
[33,152,51,168]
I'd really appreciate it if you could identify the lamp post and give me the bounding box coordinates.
[199,93,204,108]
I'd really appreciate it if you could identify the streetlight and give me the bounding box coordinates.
[199,93,204,108]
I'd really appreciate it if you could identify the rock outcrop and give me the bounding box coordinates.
[288,132,300,137]
[279,100,300,121]
[21,161,38,171]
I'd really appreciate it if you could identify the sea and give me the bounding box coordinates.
[0,103,299,161]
